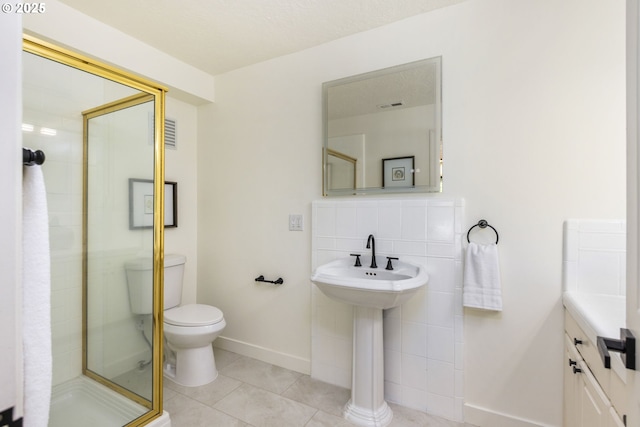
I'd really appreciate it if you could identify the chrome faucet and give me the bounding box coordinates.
[366,234,377,268]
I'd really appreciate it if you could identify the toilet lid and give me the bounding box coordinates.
[164,304,224,327]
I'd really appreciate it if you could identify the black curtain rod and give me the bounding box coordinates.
[23,148,45,166]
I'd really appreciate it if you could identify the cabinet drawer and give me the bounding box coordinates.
[608,361,628,419]
[565,310,611,394]
[565,333,582,362]
[608,407,625,427]
[577,359,610,426]
[564,334,582,427]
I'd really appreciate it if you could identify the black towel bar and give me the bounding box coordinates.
[23,148,46,166]
[255,275,283,285]
[466,219,499,244]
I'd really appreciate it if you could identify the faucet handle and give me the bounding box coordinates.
[350,253,362,267]
[385,257,399,270]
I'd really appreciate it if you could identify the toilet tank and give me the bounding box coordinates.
[163,254,186,309]
[125,254,186,314]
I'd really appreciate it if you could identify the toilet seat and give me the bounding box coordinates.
[164,304,224,327]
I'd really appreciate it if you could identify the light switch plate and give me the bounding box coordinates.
[289,214,303,231]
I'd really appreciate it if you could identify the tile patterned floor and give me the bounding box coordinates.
[163,348,474,427]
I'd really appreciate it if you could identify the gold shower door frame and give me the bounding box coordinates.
[325,148,357,193]
[23,35,167,427]
[82,92,155,409]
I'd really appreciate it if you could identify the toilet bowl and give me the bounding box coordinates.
[163,304,226,386]
[125,254,226,387]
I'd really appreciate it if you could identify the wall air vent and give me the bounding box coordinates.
[164,117,177,150]
[148,114,177,149]
[377,101,404,110]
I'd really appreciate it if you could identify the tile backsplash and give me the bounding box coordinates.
[311,197,464,421]
[562,219,626,296]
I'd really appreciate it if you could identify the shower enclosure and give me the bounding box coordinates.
[22,36,167,426]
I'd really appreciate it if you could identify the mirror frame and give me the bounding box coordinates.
[322,57,442,196]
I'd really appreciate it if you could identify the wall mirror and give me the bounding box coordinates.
[323,57,442,196]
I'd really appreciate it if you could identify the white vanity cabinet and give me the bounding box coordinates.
[564,335,611,426]
[564,311,626,427]
[609,407,626,427]
[563,335,580,427]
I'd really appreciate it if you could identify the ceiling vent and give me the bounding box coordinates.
[377,101,404,110]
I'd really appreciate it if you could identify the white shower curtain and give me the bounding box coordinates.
[22,165,52,427]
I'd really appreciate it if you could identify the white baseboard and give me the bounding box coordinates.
[214,335,311,375]
[464,403,553,427]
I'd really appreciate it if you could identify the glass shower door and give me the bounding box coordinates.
[23,36,166,427]
[83,94,156,405]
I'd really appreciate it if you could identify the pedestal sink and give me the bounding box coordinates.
[311,256,429,427]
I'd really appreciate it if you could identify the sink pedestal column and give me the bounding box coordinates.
[344,306,393,427]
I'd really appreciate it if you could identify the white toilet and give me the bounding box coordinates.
[125,254,226,387]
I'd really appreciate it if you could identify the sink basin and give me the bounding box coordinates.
[311,256,428,309]
[311,255,429,426]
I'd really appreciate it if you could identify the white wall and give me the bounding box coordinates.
[197,63,321,372]
[23,0,215,105]
[0,11,22,420]
[450,2,625,425]
[165,97,199,305]
[198,0,626,425]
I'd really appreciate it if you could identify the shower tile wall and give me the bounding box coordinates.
[24,123,84,386]
[311,197,464,421]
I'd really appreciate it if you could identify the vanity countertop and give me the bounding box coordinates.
[563,291,625,345]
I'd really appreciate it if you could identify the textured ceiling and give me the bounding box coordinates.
[57,0,465,76]
[327,60,438,119]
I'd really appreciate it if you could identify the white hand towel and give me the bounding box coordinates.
[463,242,502,311]
[22,165,52,427]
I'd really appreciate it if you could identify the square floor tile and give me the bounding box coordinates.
[220,355,302,394]
[214,383,317,427]
[281,375,350,418]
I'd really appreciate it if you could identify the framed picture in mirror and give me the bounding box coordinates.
[382,156,415,188]
[129,178,178,229]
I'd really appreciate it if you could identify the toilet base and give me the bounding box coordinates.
[164,344,218,387]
